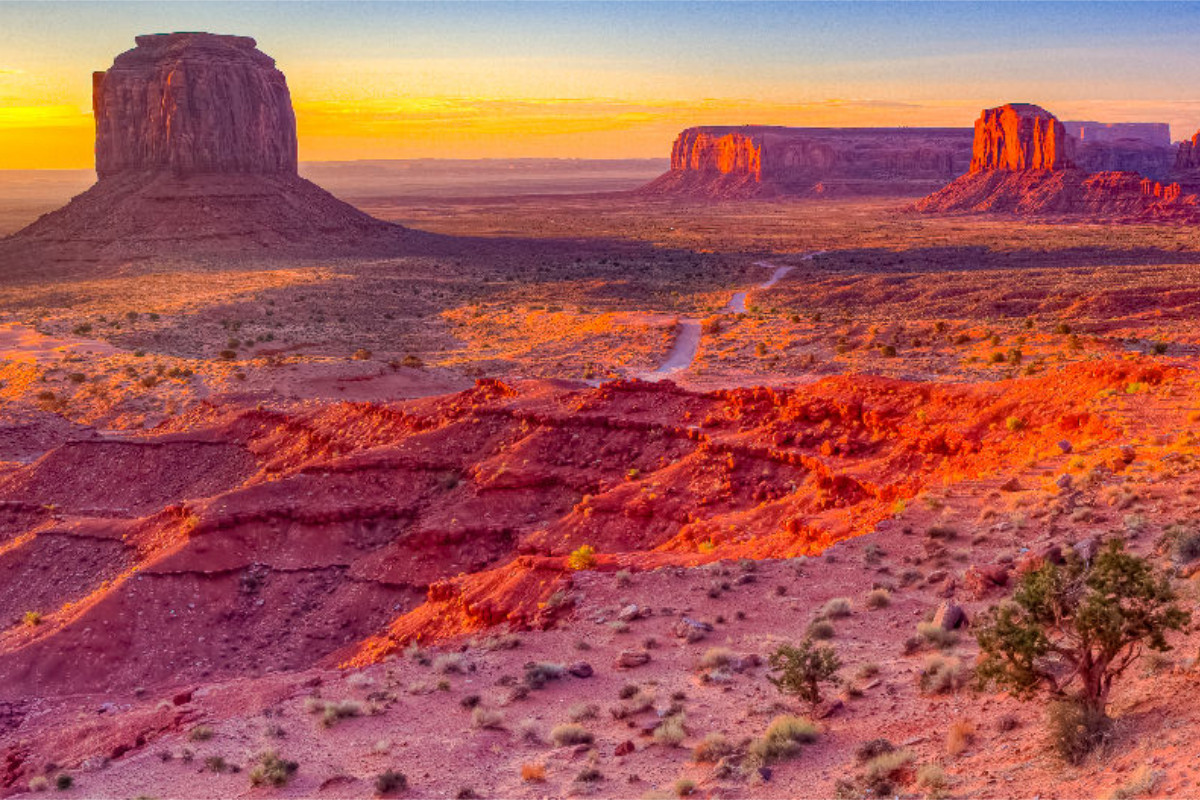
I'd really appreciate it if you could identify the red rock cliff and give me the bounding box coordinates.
[969,103,1073,172]
[1174,130,1200,172]
[93,32,298,179]
[670,129,763,179]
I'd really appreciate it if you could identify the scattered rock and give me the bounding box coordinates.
[816,699,844,719]
[932,602,967,631]
[614,740,635,757]
[1057,440,1073,454]
[568,662,594,679]
[999,477,1022,492]
[615,649,651,669]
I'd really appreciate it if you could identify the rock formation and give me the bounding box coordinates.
[94,33,298,178]
[643,126,974,198]
[918,103,1199,220]
[968,103,1073,172]
[2,32,406,272]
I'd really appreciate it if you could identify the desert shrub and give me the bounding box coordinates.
[520,763,546,783]
[915,763,948,795]
[568,702,599,722]
[22,611,42,627]
[653,714,687,747]
[28,776,48,792]
[919,654,970,695]
[855,738,895,763]
[768,639,840,708]
[807,619,836,640]
[692,732,732,763]
[375,769,408,795]
[821,597,852,619]
[618,683,640,700]
[567,545,597,570]
[1159,524,1200,565]
[574,767,602,783]
[523,661,565,689]
[54,774,73,791]
[1108,764,1165,799]
[401,355,424,369]
[249,751,298,787]
[916,621,958,649]
[615,569,633,587]
[1005,416,1025,432]
[856,662,881,681]
[945,718,975,755]
[865,588,890,609]
[517,718,542,743]
[471,707,504,730]
[1046,700,1112,765]
[747,715,818,766]
[204,755,228,773]
[320,700,362,728]
[975,540,1188,719]
[674,778,697,797]
[352,348,372,360]
[925,525,957,540]
[699,647,734,670]
[433,653,468,674]
[188,725,214,742]
[550,724,593,747]
[862,749,913,795]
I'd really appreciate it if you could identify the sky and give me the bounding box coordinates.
[3,1,1200,168]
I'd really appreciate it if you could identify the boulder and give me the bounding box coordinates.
[567,662,594,679]
[615,649,651,669]
[932,602,967,631]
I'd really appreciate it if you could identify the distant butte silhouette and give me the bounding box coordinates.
[3,32,404,269]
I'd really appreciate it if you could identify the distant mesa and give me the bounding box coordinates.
[641,125,974,198]
[917,102,1200,220]
[3,32,404,268]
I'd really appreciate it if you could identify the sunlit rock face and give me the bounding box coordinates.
[969,103,1073,173]
[93,33,298,178]
[647,126,973,197]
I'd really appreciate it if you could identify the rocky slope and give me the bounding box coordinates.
[642,126,973,198]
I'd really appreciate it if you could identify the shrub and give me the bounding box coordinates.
[821,597,852,619]
[747,715,818,766]
[945,718,975,755]
[204,756,228,773]
[675,778,697,797]
[523,661,565,689]
[915,763,948,795]
[768,639,840,709]
[520,763,546,783]
[807,619,836,640]
[1159,525,1200,565]
[1005,416,1025,432]
[517,718,542,743]
[916,621,958,649]
[353,348,372,360]
[433,653,468,674]
[653,714,687,747]
[699,647,735,670]
[692,732,732,763]
[188,725,214,742]
[864,589,891,609]
[320,700,362,727]
[919,654,970,695]
[568,702,599,722]
[23,611,42,627]
[375,769,408,795]
[567,544,597,570]
[1046,700,1112,765]
[249,751,299,787]
[54,774,73,791]
[855,738,895,763]
[550,724,593,746]
[862,749,913,795]
[471,707,504,730]
[1108,765,1165,799]
[574,767,602,783]
[975,540,1189,718]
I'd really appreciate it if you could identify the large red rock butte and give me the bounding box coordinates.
[0,32,404,271]
[642,126,974,198]
[93,33,298,178]
[918,102,1200,219]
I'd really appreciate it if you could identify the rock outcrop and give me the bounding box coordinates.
[643,126,973,198]
[918,103,1200,220]
[93,33,298,178]
[2,32,406,273]
[968,103,1073,172]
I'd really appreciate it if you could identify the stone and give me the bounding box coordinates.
[815,698,844,719]
[1073,537,1101,563]
[999,477,1022,492]
[932,602,967,631]
[1057,440,1073,454]
[1056,474,1074,490]
[614,740,635,757]
[615,649,651,669]
[567,662,594,679]
[969,104,1073,172]
[171,690,193,706]
[617,604,641,622]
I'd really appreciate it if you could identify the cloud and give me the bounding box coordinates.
[0,104,91,130]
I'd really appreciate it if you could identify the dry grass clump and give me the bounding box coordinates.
[692,732,733,763]
[916,621,959,649]
[945,718,975,755]
[433,652,468,674]
[653,713,687,747]
[746,715,818,767]
[919,654,970,695]
[550,723,594,747]
[698,647,735,670]
[568,702,599,722]
[1107,764,1165,799]
[248,751,299,787]
[864,588,891,609]
[471,707,505,730]
[820,597,853,618]
[862,749,914,795]
[375,769,408,795]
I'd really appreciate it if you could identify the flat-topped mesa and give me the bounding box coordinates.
[93,32,298,178]
[646,125,974,198]
[1175,131,1200,172]
[969,103,1074,172]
